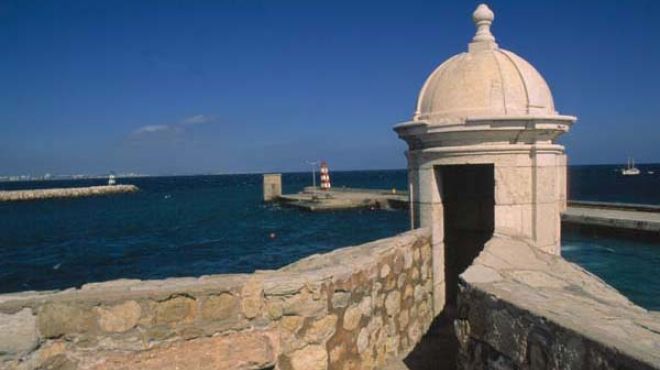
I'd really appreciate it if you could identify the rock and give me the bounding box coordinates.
[408,322,421,343]
[331,292,351,309]
[304,315,337,343]
[39,303,96,338]
[154,296,195,324]
[266,298,284,320]
[96,301,141,333]
[38,354,77,370]
[280,315,304,333]
[359,296,373,317]
[329,344,345,365]
[289,345,328,370]
[399,309,409,329]
[404,249,414,269]
[241,279,264,319]
[380,264,391,278]
[385,291,401,316]
[357,327,370,354]
[282,290,326,317]
[87,331,276,370]
[201,293,239,321]
[0,308,38,356]
[397,273,408,289]
[414,285,426,303]
[343,304,362,331]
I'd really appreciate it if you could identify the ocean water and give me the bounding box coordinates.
[1,166,658,310]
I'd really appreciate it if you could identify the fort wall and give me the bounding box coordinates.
[0,229,434,370]
[455,233,660,369]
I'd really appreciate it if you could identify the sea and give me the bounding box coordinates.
[1,164,659,310]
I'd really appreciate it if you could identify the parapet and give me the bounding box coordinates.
[456,233,660,369]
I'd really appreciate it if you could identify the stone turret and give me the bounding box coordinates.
[394,4,576,313]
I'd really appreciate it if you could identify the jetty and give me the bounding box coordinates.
[563,200,660,236]
[0,184,138,202]
[277,186,408,211]
[268,181,660,238]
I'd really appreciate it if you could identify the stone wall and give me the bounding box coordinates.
[0,229,433,370]
[455,233,660,370]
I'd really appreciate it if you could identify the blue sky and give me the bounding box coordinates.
[1,0,659,175]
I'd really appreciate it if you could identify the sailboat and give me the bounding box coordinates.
[621,158,640,176]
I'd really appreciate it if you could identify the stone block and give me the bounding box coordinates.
[154,296,195,324]
[303,315,337,343]
[288,345,328,370]
[201,293,239,322]
[87,331,276,370]
[0,308,38,356]
[39,303,96,338]
[495,167,532,205]
[343,304,362,331]
[331,291,351,309]
[96,300,141,333]
[385,291,401,316]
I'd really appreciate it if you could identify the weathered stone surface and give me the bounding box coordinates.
[201,293,239,321]
[304,315,337,343]
[385,291,401,316]
[154,296,195,324]
[343,304,362,331]
[380,264,391,278]
[0,308,38,356]
[289,345,328,370]
[280,315,304,334]
[96,301,141,333]
[457,234,660,370]
[331,292,351,309]
[241,279,263,319]
[87,331,276,370]
[357,327,370,354]
[359,296,373,317]
[0,228,435,370]
[39,303,96,338]
[281,290,326,317]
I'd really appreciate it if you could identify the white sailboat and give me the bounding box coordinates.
[621,158,640,176]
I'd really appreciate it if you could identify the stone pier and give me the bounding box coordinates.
[0,184,138,202]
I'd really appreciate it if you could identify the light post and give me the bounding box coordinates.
[306,160,319,196]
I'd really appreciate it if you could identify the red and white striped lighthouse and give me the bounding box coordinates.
[320,161,331,190]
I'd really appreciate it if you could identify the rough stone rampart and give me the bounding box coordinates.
[455,233,660,370]
[0,228,433,370]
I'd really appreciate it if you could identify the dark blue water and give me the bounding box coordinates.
[1,166,658,310]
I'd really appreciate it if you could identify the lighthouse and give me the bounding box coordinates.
[319,161,331,191]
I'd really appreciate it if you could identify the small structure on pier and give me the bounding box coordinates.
[394,4,576,312]
[262,173,282,202]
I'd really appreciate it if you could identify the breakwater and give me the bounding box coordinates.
[0,185,138,202]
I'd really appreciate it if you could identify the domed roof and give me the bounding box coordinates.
[414,4,557,124]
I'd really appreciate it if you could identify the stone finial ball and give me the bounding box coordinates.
[473,4,494,24]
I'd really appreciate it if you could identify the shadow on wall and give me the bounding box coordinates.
[402,308,459,370]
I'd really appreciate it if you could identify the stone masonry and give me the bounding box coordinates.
[455,233,660,369]
[0,229,433,370]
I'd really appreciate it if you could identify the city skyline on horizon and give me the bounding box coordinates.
[2,0,660,175]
